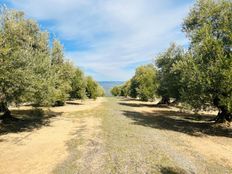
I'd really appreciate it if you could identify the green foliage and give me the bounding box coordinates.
[111,80,132,97]
[49,40,76,106]
[51,39,64,65]
[0,9,49,108]
[120,80,132,97]
[28,30,54,106]
[178,0,232,117]
[69,68,87,100]
[52,61,75,106]
[111,86,122,96]
[131,64,158,101]
[86,76,104,100]
[2,0,231,123]
[97,85,105,97]
[111,0,231,121]
[155,43,184,102]
[0,8,102,115]
[112,65,158,101]
[129,78,138,99]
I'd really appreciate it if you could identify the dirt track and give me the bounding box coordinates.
[0,97,231,174]
[0,98,104,174]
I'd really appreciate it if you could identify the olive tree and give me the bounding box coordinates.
[50,40,75,106]
[177,0,232,122]
[0,9,50,117]
[0,8,102,119]
[155,43,184,104]
[130,64,158,101]
[69,68,87,100]
[111,86,122,96]
[86,76,104,99]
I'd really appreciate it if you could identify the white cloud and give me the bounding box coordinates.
[9,0,193,81]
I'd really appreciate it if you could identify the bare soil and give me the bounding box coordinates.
[0,98,105,174]
[0,97,231,174]
[119,98,232,173]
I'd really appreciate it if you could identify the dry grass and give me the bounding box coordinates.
[0,98,105,174]
[118,98,232,173]
[0,97,231,174]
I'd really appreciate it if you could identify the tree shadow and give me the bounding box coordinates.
[119,102,169,108]
[65,101,83,105]
[0,108,63,135]
[160,166,187,174]
[119,97,141,102]
[121,109,232,138]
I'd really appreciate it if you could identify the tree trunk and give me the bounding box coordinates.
[158,96,170,105]
[213,97,231,123]
[215,107,231,123]
[0,102,11,119]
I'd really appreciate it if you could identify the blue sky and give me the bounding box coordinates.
[1,0,194,81]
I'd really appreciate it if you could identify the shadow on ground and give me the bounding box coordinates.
[0,109,63,135]
[160,166,187,174]
[65,101,84,105]
[120,102,232,138]
[119,102,170,108]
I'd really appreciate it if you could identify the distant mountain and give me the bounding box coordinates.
[98,81,124,96]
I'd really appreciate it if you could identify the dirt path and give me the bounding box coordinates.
[54,115,104,174]
[129,99,232,169]
[54,98,232,174]
[0,98,105,174]
[117,98,232,173]
[0,97,231,174]
[0,116,76,174]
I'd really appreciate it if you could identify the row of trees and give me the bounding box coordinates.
[111,64,158,101]
[0,8,104,118]
[111,0,232,122]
